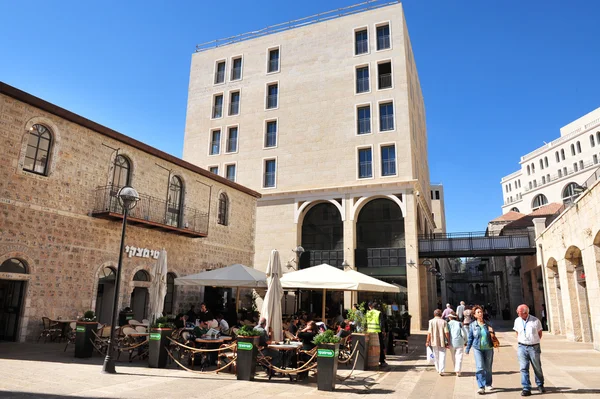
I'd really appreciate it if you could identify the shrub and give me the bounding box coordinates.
[312,329,341,345]
[236,324,261,337]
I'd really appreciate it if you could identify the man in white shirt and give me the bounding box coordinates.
[456,301,465,322]
[513,304,545,396]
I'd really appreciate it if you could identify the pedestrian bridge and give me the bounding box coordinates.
[418,231,536,258]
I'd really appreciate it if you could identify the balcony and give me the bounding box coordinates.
[378,73,392,89]
[299,250,344,269]
[91,185,208,237]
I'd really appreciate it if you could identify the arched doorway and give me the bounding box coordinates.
[0,259,28,341]
[95,266,116,325]
[131,270,150,321]
[163,272,177,315]
[547,258,564,335]
[565,246,593,342]
[300,202,343,268]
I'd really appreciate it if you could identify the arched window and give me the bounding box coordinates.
[218,193,229,226]
[24,124,52,175]
[0,258,27,274]
[597,132,600,145]
[571,144,575,156]
[527,165,530,175]
[562,182,581,205]
[510,207,520,213]
[166,176,183,227]
[590,134,596,148]
[532,194,548,210]
[544,157,548,167]
[112,155,130,188]
[555,151,560,163]
[133,270,150,281]
[163,273,176,314]
[531,163,535,173]
[539,159,544,170]
[561,149,565,160]
[576,141,581,153]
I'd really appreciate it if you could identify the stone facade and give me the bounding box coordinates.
[533,179,600,351]
[0,83,260,342]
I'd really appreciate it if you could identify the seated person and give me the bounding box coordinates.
[335,322,351,339]
[216,313,230,335]
[315,321,327,333]
[254,317,269,347]
[174,314,194,329]
[198,303,214,322]
[288,315,300,336]
[296,321,318,351]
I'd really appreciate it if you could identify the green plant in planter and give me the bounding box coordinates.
[236,324,261,337]
[151,316,175,329]
[79,310,97,322]
[347,302,367,332]
[312,329,341,345]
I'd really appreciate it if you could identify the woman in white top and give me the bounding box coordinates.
[447,312,467,376]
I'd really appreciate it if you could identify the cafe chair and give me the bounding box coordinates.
[63,322,77,352]
[38,317,61,343]
[135,326,147,334]
[217,342,237,374]
[128,319,142,326]
[141,319,149,325]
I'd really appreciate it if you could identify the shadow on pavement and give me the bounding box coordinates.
[0,392,106,399]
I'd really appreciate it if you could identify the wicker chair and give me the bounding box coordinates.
[63,322,77,352]
[38,317,61,343]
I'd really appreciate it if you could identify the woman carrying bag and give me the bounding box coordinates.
[465,305,496,395]
[447,311,466,376]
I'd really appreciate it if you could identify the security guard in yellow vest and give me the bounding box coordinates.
[366,301,388,367]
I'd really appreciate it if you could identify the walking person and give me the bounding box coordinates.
[456,301,465,322]
[465,305,495,395]
[447,312,466,376]
[442,303,453,321]
[426,309,449,375]
[514,304,545,396]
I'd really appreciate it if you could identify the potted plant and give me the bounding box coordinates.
[347,302,368,370]
[313,329,341,391]
[235,324,261,381]
[75,310,97,358]
[148,316,176,368]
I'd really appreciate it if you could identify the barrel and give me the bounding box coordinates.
[367,332,380,369]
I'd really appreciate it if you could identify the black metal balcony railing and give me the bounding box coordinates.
[418,231,535,257]
[231,67,242,80]
[210,141,220,155]
[214,70,225,84]
[268,59,279,72]
[300,250,344,269]
[355,247,406,268]
[92,185,209,237]
[356,77,369,93]
[264,171,276,187]
[229,101,239,115]
[265,132,277,147]
[382,159,396,176]
[380,114,394,131]
[379,73,392,89]
[212,105,223,118]
[226,138,237,153]
[357,118,371,134]
[359,161,372,178]
[355,40,368,55]
[266,94,278,109]
[377,35,390,50]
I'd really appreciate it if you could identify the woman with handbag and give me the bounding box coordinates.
[465,305,496,395]
[447,312,466,376]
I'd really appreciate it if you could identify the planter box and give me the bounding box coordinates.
[236,336,259,381]
[148,328,172,368]
[351,333,368,371]
[75,322,97,358]
[317,343,339,391]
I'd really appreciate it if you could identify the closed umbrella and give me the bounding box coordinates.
[261,250,283,342]
[149,249,168,322]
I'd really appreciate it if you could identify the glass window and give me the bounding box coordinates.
[378,62,392,89]
[561,149,565,160]
[265,121,277,147]
[163,273,176,314]
[532,194,548,210]
[24,124,52,175]
[573,162,578,172]
[266,83,278,109]
[229,91,240,115]
[209,166,219,175]
[112,155,130,189]
[133,270,150,281]
[562,182,581,205]
[594,154,598,164]
[212,94,223,118]
[356,66,369,93]
[555,151,560,163]
[215,61,226,84]
[226,164,236,182]
[539,159,544,170]
[0,258,27,274]
[527,165,530,175]
[357,105,371,134]
[226,127,238,153]
[358,148,372,178]
[376,24,390,50]
[571,144,576,156]
[579,160,584,169]
[576,141,582,153]
[268,48,279,73]
[510,207,520,212]
[210,130,221,155]
[231,57,242,80]
[218,193,229,225]
[166,176,183,227]
[355,29,368,55]
[379,102,394,131]
[264,159,276,188]
[381,145,396,176]
[590,134,596,147]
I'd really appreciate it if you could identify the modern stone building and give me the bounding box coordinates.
[183,1,441,329]
[0,82,260,342]
[501,106,600,214]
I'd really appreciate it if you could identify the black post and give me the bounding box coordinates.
[102,208,129,374]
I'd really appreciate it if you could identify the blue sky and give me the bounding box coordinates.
[1,0,599,232]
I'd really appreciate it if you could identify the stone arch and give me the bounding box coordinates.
[91,262,118,325]
[545,257,564,335]
[20,116,62,177]
[128,265,152,321]
[351,194,404,221]
[298,200,344,268]
[0,251,36,277]
[564,246,589,341]
[295,199,344,224]
[105,150,137,188]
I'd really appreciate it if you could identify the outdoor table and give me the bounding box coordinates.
[194,336,233,369]
[50,319,78,340]
[266,342,302,380]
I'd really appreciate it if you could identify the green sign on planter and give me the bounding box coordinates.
[149,333,161,341]
[76,326,86,333]
[317,348,335,358]
[238,342,253,351]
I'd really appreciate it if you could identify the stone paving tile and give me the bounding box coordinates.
[1,327,599,398]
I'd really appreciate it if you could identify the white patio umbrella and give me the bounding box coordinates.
[149,249,168,322]
[344,269,400,293]
[261,250,284,342]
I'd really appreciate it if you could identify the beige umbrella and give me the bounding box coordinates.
[261,250,283,342]
[149,249,168,322]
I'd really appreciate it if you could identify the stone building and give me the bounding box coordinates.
[0,82,260,342]
[183,1,441,329]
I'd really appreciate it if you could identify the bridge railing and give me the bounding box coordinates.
[418,232,534,255]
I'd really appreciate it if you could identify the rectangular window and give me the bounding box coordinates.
[229,91,240,116]
[212,94,223,118]
[358,148,372,178]
[558,169,562,178]
[542,176,546,184]
[594,154,598,164]
[381,145,396,176]
[379,102,394,131]
[355,29,368,55]
[226,126,238,153]
[215,61,226,84]
[436,191,440,200]
[265,120,277,148]
[264,159,276,188]
[579,160,584,169]
[377,61,392,89]
[226,164,236,182]
[231,57,242,81]
[376,24,390,50]
[209,166,219,175]
[563,167,567,175]
[266,83,278,109]
[357,105,371,134]
[268,48,279,73]
[356,66,369,93]
[573,162,578,172]
[210,130,221,155]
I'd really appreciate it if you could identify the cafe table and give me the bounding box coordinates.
[266,341,303,380]
[50,319,78,340]
[194,336,233,369]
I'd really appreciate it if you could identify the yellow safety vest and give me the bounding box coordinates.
[366,309,381,333]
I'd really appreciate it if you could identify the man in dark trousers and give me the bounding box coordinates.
[366,301,388,367]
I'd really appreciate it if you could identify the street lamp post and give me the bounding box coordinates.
[102,186,140,374]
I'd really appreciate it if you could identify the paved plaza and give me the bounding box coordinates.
[1,323,599,398]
